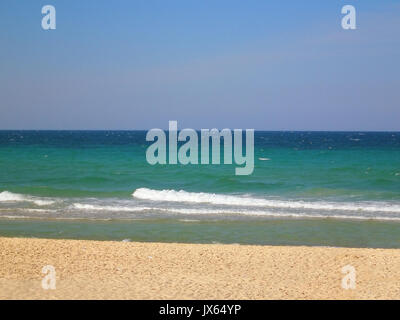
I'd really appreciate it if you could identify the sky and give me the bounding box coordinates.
[0,0,399,130]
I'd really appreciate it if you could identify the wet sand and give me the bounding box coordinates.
[0,237,399,299]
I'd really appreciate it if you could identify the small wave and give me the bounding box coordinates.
[71,204,251,215]
[0,215,32,219]
[163,208,400,221]
[132,188,400,213]
[258,157,270,161]
[0,191,56,206]
[21,209,57,213]
[71,203,152,212]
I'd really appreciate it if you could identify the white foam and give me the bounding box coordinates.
[0,191,29,202]
[178,219,201,222]
[0,191,55,206]
[132,188,400,213]
[23,209,57,213]
[162,208,400,221]
[0,215,31,219]
[71,203,152,212]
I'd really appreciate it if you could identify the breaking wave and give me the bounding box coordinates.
[132,188,400,213]
[0,191,56,206]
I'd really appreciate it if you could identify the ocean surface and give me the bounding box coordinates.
[0,131,399,247]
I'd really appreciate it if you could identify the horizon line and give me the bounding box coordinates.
[0,129,399,133]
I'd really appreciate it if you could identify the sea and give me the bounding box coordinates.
[0,130,399,248]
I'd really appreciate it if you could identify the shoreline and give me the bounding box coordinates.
[1,237,400,299]
[1,217,400,249]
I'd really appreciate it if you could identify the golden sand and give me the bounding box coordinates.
[0,237,399,299]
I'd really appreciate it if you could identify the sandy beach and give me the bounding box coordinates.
[0,236,399,299]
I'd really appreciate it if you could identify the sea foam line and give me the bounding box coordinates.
[71,203,153,212]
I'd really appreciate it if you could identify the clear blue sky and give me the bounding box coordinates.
[0,0,399,130]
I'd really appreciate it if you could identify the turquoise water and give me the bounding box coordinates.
[0,131,399,247]
[0,218,399,249]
